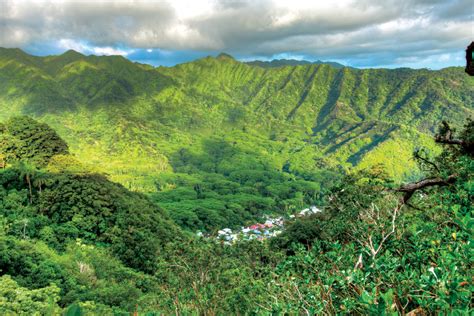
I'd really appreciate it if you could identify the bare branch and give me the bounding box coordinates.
[397,175,457,192]
[413,150,440,173]
[397,174,457,203]
[434,136,465,146]
[354,253,363,270]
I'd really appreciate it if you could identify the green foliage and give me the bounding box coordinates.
[0,236,160,313]
[64,303,82,316]
[0,274,61,315]
[151,151,326,231]
[1,50,472,229]
[0,49,472,314]
[149,240,282,314]
[265,120,473,314]
[0,168,182,273]
[1,48,472,190]
[0,116,68,167]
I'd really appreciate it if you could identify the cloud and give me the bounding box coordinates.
[57,39,133,56]
[126,48,211,67]
[0,0,471,68]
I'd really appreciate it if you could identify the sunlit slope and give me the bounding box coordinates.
[0,48,472,189]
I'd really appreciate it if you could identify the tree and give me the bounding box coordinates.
[16,160,37,204]
[435,119,474,155]
[0,275,61,315]
[0,116,69,167]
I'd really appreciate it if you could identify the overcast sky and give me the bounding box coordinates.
[1,0,472,68]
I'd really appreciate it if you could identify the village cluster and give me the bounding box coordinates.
[197,206,322,244]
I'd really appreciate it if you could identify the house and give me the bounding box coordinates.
[208,206,323,244]
[310,206,322,213]
[264,219,274,226]
[218,228,232,235]
[299,206,322,216]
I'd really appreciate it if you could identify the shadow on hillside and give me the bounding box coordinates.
[20,66,175,115]
[169,137,272,176]
[346,125,398,165]
[313,69,344,133]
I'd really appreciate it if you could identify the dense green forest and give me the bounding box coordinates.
[0,49,472,314]
[0,115,472,314]
[0,48,472,231]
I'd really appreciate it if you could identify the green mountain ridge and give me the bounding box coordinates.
[245,58,347,68]
[0,47,472,194]
[0,48,472,314]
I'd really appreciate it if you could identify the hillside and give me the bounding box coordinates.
[1,48,471,175]
[0,47,473,314]
[0,47,473,229]
[0,115,472,314]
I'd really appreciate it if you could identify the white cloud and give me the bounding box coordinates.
[0,0,471,67]
[170,0,214,19]
[92,46,131,56]
[58,38,132,56]
[57,39,87,53]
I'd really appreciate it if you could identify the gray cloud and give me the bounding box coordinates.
[191,0,405,49]
[0,0,471,68]
[0,1,177,47]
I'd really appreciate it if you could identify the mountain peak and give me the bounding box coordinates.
[61,49,85,58]
[0,47,29,58]
[216,53,235,60]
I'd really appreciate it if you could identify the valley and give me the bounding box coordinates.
[1,48,472,231]
[0,48,472,314]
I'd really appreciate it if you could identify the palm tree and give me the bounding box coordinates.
[32,169,50,214]
[21,218,29,239]
[17,160,37,204]
[32,169,48,194]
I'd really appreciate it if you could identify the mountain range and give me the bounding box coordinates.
[245,58,347,69]
[1,47,472,314]
[0,47,473,192]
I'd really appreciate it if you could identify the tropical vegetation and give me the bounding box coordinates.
[0,48,472,314]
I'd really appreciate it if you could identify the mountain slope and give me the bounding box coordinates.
[0,48,473,192]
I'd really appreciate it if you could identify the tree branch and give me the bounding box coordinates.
[396,174,457,203]
[413,151,440,173]
[434,137,465,146]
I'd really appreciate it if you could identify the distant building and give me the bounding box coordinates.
[298,205,322,216]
